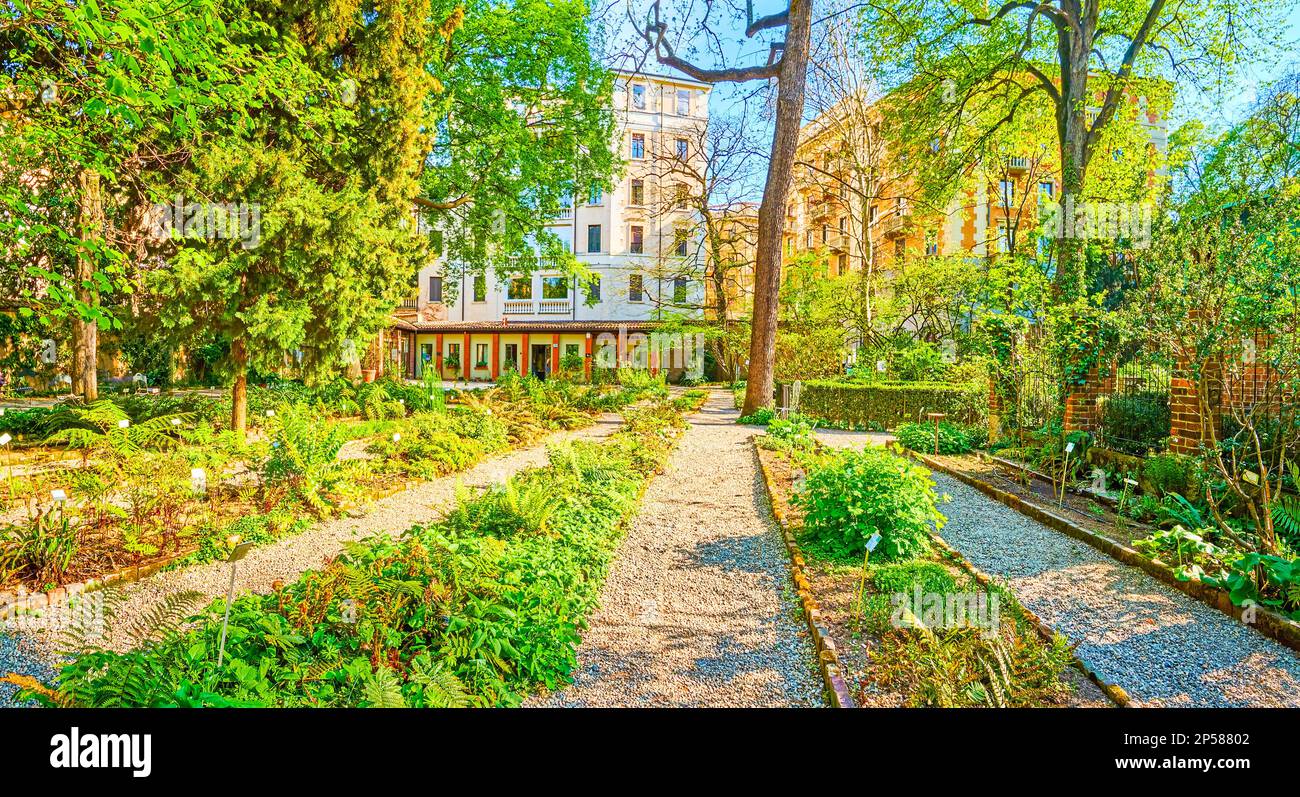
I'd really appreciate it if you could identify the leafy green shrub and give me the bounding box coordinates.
[894,421,973,455]
[760,417,816,451]
[738,407,776,425]
[860,560,960,634]
[261,403,348,514]
[778,380,985,429]
[1099,391,1169,455]
[1142,452,1199,497]
[793,447,945,561]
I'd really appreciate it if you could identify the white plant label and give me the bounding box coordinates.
[865,532,882,553]
[1243,470,1260,485]
[1064,442,1075,453]
[117,419,130,429]
[190,468,207,495]
[51,489,67,503]
[1124,478,1139,487]
[0,433,10,446]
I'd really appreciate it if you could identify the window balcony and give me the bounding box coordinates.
[503,299,534,314]
[538,298,572,315]
[1008,156,1030,171]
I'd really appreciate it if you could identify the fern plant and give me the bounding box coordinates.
[43,400,189,460]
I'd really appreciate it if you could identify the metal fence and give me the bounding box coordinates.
[1097,345,1174,455]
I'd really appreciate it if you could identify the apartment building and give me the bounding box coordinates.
[384,69,712,381]
[784,87,1168,276]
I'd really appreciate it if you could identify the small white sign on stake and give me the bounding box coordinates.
[0,433,11,446]
[190,468,207,496]
[51,489,67,503]
[865,532,882,553]
[1243,470,1260,485]
[1064,441,1076,453]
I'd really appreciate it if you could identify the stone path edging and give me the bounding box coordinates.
[754,445,855,709]
[910,451,1300,655]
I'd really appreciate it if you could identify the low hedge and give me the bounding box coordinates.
[776,380,985,430]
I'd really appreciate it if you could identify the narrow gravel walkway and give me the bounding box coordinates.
[0,413,626,697]
[531,392,824,707]
[933,471,1300,707]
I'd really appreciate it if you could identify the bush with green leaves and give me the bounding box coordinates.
[760,417,817,451]
[1099,391,1170,455]
[777,380,985,429]
[793,446,946,561]
[894,421,975,455]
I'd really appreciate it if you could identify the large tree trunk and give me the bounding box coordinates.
[231,337,249,439]
[741,0,812,416]
[72,168,103,401]
[1052,36,1094,302]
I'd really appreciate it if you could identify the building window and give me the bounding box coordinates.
[629,273,644,302]
[821,223,828,244]
[586,276,601,303]
[805,229,813,248]
[673,277,687,304]
[630,133,645,159]
[996,223,1011,253]
[428,276,443,303]
[675,227,689,257]
[630,179,644,206]
[675,137,689,159]
[589,184,604,205]
[998,179,1015,208]
[472,273,486,302]
[629,225,644,254]
[587,224,602,253]
[673,182,690,208]
[925,230,938,256]
[1038,181,1054,203]
[504,343,518,366]
[447,342,460,363]
[894,238,906,260]
[631,83,646,109]
[474,343,489,368]
[869,205,878,224]
[565,343,580,358]
[676,88,690,116]
[838,216,847,234]
[507,276,531,300]
[542,276,568,299]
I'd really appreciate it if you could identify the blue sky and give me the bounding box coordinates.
[603,0,1300,136]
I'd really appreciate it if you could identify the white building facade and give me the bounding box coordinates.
[390,70,712,382]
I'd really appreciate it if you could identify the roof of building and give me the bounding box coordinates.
[390,318,665,334]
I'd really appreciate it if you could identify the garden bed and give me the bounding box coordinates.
[6,400,692,708]
[1,376,667,614]
[754,441,1111,708]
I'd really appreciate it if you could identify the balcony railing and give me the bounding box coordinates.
[538,298,572,315]
[398,297,419,310]
[503,299,534,314]
[1008,156,1030,171]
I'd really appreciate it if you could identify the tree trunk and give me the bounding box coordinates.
[231,337,249,439]
[1052,38,1094,302]
[73,168,103,401]
[741,0,812,416]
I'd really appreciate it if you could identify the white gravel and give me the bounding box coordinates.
[0,412,626,701]
[530,391,824,707]
[931,471,1300,707]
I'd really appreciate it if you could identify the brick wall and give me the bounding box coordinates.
[1062,362,1115,435]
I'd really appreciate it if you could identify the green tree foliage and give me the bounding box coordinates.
[420,0,616,284]
[860,0,1283,300]
[0,0,254,398]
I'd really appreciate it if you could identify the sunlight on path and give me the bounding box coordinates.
[531,391,823,708]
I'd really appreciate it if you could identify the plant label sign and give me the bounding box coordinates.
[865,533,882,553]
[1243,470,1260,485]
[0,433,10,446]
[1064,442,1075,453]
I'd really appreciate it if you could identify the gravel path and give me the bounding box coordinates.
[0,413,625,703]
[531,391,824,707]
[932,471,1300,707]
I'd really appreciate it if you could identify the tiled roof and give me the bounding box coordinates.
[389,318,665,334]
